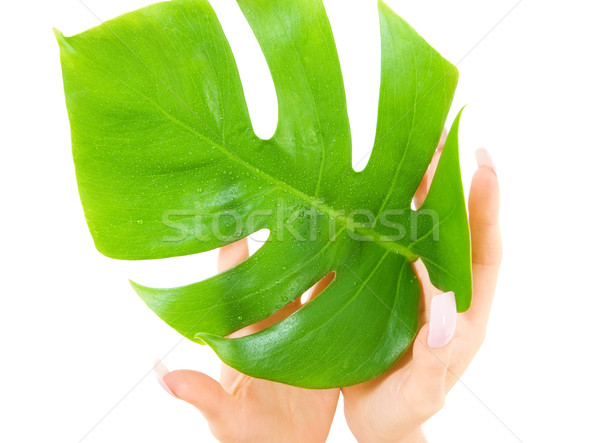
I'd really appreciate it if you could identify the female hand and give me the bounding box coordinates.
[154,239,340,443]
[342,146,502,443]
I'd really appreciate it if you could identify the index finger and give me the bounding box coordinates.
[464,149,502,326]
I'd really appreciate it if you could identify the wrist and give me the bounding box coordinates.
[399,428,427,443]
[355,427,426,443]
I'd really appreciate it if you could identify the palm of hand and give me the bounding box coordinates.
[164,240,340,443]
[341,264,486,441]
[161,143,500,443]
[216,365,338,443]
[342,147,501,442]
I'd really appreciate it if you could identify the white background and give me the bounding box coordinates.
[1,0,599,441]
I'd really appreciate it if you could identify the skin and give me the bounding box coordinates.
[342,142,502,442]
[163,138,502,443]
[164,242,339,443]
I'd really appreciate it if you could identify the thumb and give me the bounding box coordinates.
[155,361,232,422]
[401,292,456,420]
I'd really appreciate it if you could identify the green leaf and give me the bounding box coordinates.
[56,0,471,388]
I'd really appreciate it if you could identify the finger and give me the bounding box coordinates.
[163,368,232,422]
[411,259,443,323]
[413,128,447,208]
[399,292,456,420]
[464,149,502,326]
[218,237,249,272]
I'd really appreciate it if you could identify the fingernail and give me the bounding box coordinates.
[475,148,496,174]
[428,292,457,348]
[153,359,175,397]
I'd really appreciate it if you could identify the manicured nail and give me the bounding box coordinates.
[428,292,457,348]
[475,148,496,174]
[153,359,175,397]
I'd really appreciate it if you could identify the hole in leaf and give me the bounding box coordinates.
[211,0,277,140]
[322,0,380,172]
[124,230,269,289]
[227,271,336,338]
[300,288,312,305]
[247,228,270,255]
[411,129,447,210]
[302,271,335,305]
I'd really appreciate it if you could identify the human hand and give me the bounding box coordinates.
[154,239,340,443]
[342,143,502,443]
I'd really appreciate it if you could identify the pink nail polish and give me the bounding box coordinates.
[475,148,496,174]
[428,292,457,348]
[153,359,175,397]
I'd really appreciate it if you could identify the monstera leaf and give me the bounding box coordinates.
[55,0,471,388]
